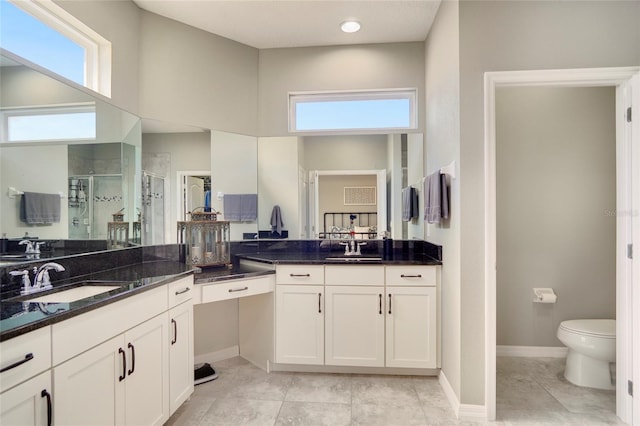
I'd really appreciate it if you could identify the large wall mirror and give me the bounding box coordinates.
[0,50,142,257]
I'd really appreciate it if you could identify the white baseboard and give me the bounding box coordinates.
[496,345,568,358]
[438,371,487,420]
[438,370,460,415]
[194,345,239,365]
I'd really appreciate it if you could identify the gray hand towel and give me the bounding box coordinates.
[270,205,284,235]
[223,194,258,222]
[20,192,61,224]
[424,172,441,224]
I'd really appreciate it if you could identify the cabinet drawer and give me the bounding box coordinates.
[201,276,274,303]
[276,265,324,285]
[325,265,385,286]
[168,275,194,308]
[0,326,51,392]
[385,266,438,287]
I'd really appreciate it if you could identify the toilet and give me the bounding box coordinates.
[557,319,616,390]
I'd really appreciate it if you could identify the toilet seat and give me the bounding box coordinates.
[559,319,615,338]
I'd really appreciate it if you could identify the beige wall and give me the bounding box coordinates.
[258,43,426,136]
[424,0,461,399]
[496,86,616,346]
[457,0,640,405]
[302,135,388,171]
[319,175,378,232]
[138,12,259,136]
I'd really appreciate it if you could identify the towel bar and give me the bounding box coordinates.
[7,187,66,199]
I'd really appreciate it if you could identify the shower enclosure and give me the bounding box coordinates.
[68,175,123,240]
[141,171,165,245]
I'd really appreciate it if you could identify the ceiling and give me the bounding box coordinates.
[133,0,442,49]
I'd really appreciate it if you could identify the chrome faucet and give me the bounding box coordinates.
[33,262,65,292]
[340,239,366,256]
[19,240,34,254]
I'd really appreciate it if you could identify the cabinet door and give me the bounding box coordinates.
[325,286,385,367]
[54,335,125,426]
[124,313,169,426]
[386,286,437,368]
[275,285,324,365]
[169,301,194,414]
[0,371,51,426]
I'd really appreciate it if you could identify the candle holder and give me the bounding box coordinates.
[177,208,230,268]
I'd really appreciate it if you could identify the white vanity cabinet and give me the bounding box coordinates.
[0,371,52,426]
[273,263,440,371]
[0,326,53,426]
[324,266,385,367]
[385,266,438,368]
[54,312,169,426]
[274,265,324,365]
[168,277,194,414]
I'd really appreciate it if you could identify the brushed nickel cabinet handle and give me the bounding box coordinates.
[229,286,249,293]
[175,287,191,295]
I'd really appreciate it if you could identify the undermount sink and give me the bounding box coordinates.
[24,282,126,303]
[325,256,383,262]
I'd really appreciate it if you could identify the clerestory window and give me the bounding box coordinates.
[289,89,417,133]
[0,0,112,96]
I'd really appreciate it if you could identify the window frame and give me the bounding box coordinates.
[7,0,112,97]
[288,88,418,135]
[2,103,97,143]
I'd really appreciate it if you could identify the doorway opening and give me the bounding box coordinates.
[484,67,640,423]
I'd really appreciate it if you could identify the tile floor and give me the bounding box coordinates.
[166,356,622,425]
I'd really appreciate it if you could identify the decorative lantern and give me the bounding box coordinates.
[177,208,230,268]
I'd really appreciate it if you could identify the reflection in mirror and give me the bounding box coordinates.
[0,51,141,259]
[258,133,423,240]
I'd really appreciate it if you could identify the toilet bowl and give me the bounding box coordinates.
[557,319,615,390]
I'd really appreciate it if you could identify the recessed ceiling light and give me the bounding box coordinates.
[340,20,361,33]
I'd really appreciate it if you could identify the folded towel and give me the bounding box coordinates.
[402,187,419,222]
[441,173,449,220]
[402,187,411,222]
[424,172,441,224]
[223,194,257,222]
[270,205,284,235]
[20,192,61,224]
[239,194,257,221]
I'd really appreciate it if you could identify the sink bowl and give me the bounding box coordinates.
[325,256,383,262]
[0,254,31,261]
[24,282,126,303]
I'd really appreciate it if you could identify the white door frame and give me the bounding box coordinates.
[484,67,640,422]
[176,170,210,223]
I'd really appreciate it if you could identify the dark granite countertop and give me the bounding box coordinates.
[194,264,275,284]
[234,252,441,265]
[0,261,194,342]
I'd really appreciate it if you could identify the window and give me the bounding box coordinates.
[3,104,96,142]
[289,89,417,133]
[0,0,111,96]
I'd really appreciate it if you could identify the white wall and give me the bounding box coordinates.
[302,135,388,171]
[257,137,300,236]
[138,11,259,136]
[0,145,68,239]
[457,0,640,405]
[258,43,426,136]
[496,86,616,347]
[211,131,258,241]
[424,0,461,400]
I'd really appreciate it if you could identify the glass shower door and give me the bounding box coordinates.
[142,172,165,245]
